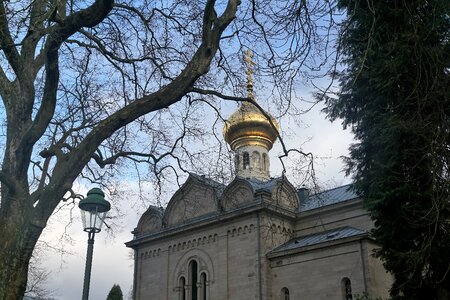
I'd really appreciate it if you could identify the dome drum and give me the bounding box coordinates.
[226,134,274,150]
[222,51,279,180]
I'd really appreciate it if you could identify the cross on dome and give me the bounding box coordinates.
[244,49,256,99]
[223,49,280,181]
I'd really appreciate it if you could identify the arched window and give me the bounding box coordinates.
[341,278,353,300]
[243,152,250,169]
[190,261,198,300]
[252,151,261,169]
[175,256,212,300]
[262,153,268,171]
[179,277,186,300]
[234,154,240,170]
[200,272,207,300]
[281,287,290,300]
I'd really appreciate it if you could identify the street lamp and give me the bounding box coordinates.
[79,188,111,300]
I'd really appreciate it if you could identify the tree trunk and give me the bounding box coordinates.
[0,1,239,298]
[437,284,450,300]
[0,193,42,300]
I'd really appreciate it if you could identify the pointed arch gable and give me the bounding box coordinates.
[133,206,164,237]
[220,177,255,211]
[270,177,299,210]
[164,175,219,226]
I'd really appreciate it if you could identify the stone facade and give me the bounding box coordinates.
[126,176,393,300]
[126,69,392,299]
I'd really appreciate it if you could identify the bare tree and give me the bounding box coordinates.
[0,0,337,298]
[24,242,57,300]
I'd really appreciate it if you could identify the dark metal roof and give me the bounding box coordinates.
[189,173,226,198]
[145,205,165,215]
[270,226,366,254]
[245,176,282,192]
[299,184,358,212]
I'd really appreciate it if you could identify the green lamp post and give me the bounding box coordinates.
[79,188,111,300]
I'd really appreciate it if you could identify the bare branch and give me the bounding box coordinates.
[24,0,115,147]
[0,1,23,78]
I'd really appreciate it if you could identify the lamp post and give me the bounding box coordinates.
[79,188,111,300]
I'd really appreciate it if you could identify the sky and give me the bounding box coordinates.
[36,96,354,300]
[0,2,354,299]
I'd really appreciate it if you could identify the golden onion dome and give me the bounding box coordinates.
[224,49,279,151]
[223,101,280,150]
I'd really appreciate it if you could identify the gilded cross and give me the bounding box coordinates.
[244,49,256,98]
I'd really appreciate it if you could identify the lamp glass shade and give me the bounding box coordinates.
[79,188,111,233]
[80,208,108,233]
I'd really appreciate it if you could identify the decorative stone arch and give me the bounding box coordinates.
[173,248,215,285]
[173,248,215,300]
[270,177,299,210]
[163,174,218,226]
[132,205,164,237]
[220,177,255,211]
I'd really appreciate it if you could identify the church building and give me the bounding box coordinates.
[126,52,392,300]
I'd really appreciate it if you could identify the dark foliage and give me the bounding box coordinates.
[324,0,450,299]
[106,284,123,300]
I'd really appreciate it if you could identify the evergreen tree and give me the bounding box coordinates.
[324,0,449,299]
[106,284,123,300]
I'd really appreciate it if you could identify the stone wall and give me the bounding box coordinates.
[270,240,368,300]
[130,188,392,300]
[134,215,265,300]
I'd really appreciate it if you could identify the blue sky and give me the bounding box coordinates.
[38,93,354,300]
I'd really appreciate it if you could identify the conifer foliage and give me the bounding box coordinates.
[106,284,123,300]
[325,0,449,299]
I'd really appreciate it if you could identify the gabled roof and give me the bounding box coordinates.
[189,173,226,198]
[299,184,359,212]
[146,205,164,215]
[269,226,367,254]
[245,176,282,192]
